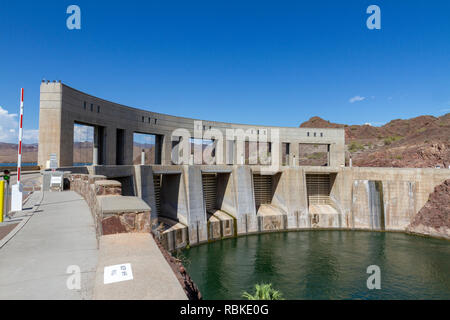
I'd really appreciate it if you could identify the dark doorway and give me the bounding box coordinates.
[116,129,125,165]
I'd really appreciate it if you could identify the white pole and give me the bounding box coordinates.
[11,88,24,212]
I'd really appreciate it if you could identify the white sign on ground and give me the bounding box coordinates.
[103,263,133,284]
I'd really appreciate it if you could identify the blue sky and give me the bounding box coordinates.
[0,0,449,143]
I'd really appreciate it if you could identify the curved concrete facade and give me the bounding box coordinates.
[38,81,345,168]
[37,82,450,249]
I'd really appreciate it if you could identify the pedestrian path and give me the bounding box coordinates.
[0,191,98,299]
[93,233,187,300]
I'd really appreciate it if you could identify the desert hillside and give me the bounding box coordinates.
[407,179,450,239]
[300,113,450,168]
[0,142,38,164]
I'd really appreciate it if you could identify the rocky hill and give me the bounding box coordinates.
[300,113,450,168]
[407,179,450,239]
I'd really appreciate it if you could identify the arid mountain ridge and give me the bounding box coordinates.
[300,113,450,168]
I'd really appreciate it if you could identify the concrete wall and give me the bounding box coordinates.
[234,166,258,234]
[81,164,450,249]
[216,172,237,216]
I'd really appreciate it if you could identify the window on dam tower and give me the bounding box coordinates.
[133,132,162,165]
[190,138,216,165]
[299,143,330,166]
[73,122,105,166]
[282,143,290,166]
[73,123,94,166]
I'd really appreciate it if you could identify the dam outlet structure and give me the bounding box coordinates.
[38,81,450,250]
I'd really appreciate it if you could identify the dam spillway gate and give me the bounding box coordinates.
[202,172,236,241]
[306,174,331,205]
[253,174,274,210]
[202,173,218,214]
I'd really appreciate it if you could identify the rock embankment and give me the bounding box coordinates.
[152,234,202,300]
[407,179,450,239]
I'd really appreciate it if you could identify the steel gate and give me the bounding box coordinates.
[306,174,331,205]
[153,174,161,215]
[253,174,273,208]
[202,173,218,213]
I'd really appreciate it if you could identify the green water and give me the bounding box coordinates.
[182,231,450,300]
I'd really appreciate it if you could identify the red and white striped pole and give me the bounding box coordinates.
[11,88,24,212]
[17,88,24,185]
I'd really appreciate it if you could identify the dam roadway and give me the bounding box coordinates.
[0,191,186,300]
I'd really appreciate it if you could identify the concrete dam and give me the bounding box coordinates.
[38,81,450,250]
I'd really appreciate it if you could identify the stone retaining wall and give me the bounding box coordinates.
[69,174,151,239]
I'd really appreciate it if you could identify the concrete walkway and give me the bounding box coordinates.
[0,191,98,300]
[93,233,187,300]
[0,190,187,300]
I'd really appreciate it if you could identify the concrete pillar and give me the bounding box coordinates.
[293,142,300,167]
[225,139,235,165]
[134,166,158,225]
[233,166,258,234]
[141,149,145,165]
[222,138,229,165]
[327,144,331,167]
[93,126,99,166]
[105,126,117,165]
[171,137,180,165]
[275,141,282,168]
[93,147,98,165]
[212,139,219,165]
[59,118,74,167]
[280,168,309,229]
[124,130,134,165]
[155,135,163,165]
[329,141,345,167]
[38,82,66,168]
[285,143,292,167]
[185,166,208,244]
[161,135,173,165]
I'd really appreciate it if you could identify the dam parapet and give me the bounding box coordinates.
[69,173,151,239]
